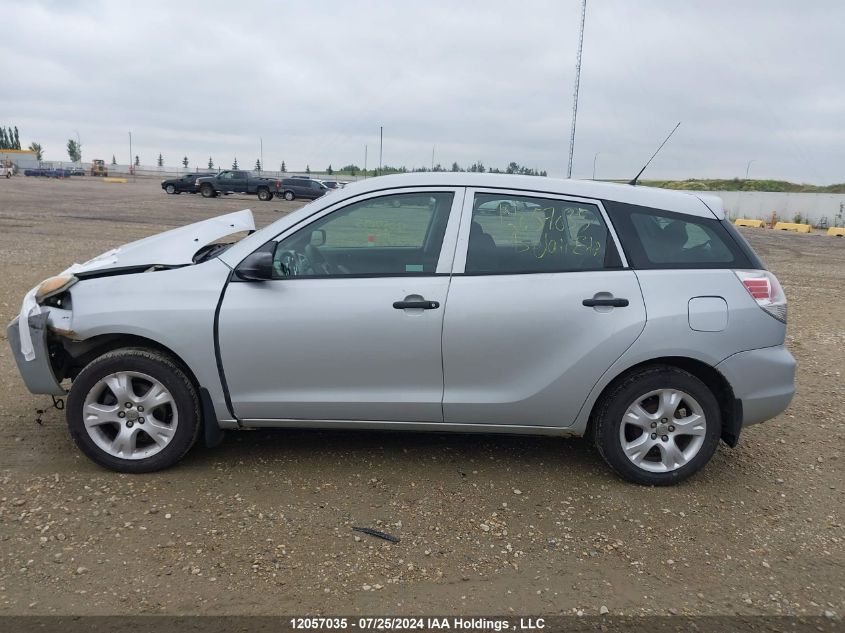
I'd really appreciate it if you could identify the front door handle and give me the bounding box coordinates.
[582,297,629,308]
[393,300,440,310]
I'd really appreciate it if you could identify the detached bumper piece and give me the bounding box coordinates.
[6,314,66,395]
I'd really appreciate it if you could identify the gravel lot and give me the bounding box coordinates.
[0,176,842,616]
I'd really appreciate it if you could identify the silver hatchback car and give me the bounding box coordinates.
[8,174,795,485]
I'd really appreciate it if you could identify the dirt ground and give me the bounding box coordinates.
[0,176,841,617]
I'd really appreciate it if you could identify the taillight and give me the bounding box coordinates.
[734,270,787,323]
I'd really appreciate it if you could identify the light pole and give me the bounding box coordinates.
[128,131,132,179]
[745,159,756,180]
[364,145,368,179]
[431,145,435,171]
[592,152,601,180]
[378,126,383,177]
[260,137,263,175]
[567,0,587,178]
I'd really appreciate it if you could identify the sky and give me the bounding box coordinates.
[2,0,843,183]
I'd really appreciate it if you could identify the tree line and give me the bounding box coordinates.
[330,160,547,178]
[1,123,44,160]
[0,125,21,150]
[39,146,549,179]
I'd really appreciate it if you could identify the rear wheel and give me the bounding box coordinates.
[257,187,272,201]
[593,366,721,485]
[66,349,201,473]
[283,191,295,201]
[201,184,216,198]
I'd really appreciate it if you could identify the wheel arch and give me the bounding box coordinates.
[64,333,198,388]
[61,332,225,446]
[586,356,741,447]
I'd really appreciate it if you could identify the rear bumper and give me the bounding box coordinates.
[6,315,66,395]
[716,345,796,426]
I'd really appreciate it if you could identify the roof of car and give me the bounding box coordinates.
[337,173,723,219]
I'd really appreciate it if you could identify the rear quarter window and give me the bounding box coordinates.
[603,200,755,269]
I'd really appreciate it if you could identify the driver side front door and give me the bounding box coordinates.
[217,188,464,423]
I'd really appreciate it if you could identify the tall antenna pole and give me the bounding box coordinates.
[379,126,383,176]
[567,0,587,179]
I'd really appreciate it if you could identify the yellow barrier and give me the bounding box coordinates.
[102,177,127,183]
[773,222,811,233]
[734,218,766,228]
[828,227,845,237]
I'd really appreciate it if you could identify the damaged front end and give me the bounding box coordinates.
[8,209,255,396]
[7,311,71,396]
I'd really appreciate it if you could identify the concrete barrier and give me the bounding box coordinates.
[102,177,128,183]
[773,222,812,233]
[734,218,766,228]
[827,227,845,237]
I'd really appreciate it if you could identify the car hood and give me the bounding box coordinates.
[64,209,255,275]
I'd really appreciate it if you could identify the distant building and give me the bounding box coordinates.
[0,149,40,171]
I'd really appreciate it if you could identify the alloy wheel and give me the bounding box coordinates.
[618,388,706,473]
[82,371,179,460]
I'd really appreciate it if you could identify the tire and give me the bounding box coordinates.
[201,184,216,198]
[283,191,295,201]
[165,184,176,195]
[593,365,721,486]
[257,187,271,201]
[66,348,201,473]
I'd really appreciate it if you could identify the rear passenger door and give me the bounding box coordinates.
[310,180,325,198]
[441,189,646,428]
[229,171,248,192]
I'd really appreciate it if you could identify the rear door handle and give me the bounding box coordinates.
[582,298,629,308]
[393,300,440,310]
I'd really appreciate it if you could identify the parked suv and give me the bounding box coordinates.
[279,177,328,201]
[8,174,795,484]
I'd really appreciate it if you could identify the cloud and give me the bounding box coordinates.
[1,0,842,183]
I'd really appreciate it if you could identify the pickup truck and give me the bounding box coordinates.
[195,170,282,201]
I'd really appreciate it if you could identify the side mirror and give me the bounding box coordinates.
[310,229,326,247]
[236,251,274,281]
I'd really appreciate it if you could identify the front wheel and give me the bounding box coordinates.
[593,366,721,486]
[257,187,272,201]
[165,184,176,194]
[201,184,216,198]
[66,349,201,473]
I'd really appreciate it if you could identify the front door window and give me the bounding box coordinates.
[273,192,454,277]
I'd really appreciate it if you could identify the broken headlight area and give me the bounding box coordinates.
[35,274,78,305]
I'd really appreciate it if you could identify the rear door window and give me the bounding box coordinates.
[464,193,621,273]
